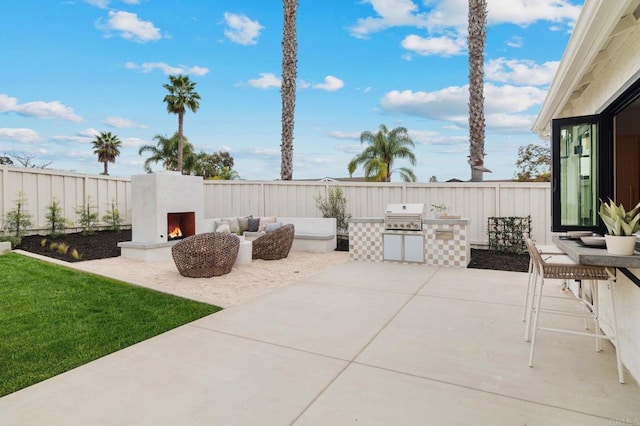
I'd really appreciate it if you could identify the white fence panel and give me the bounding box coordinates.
[1,166,132,233]
[2,167,552,245]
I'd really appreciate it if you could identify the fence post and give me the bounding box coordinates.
[1,166,8,225]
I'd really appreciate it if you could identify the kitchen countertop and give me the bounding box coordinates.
[552,236,640,269]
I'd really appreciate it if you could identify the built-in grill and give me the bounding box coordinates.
[384,203,425,231]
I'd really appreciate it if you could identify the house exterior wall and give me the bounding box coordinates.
[558,26,640,384]
[559,24,640,118]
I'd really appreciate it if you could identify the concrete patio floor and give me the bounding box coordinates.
[1,261,639,425]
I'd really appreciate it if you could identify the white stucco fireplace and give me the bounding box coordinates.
[118,172,204,261]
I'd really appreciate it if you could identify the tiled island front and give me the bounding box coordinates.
[349,217,470,267]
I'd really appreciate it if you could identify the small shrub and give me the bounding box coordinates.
[0,235,22,249]
[102,200,123,232]
[314,186,352,236]
[71,249,83,260]
[57,243,69,255]
[75,196,99,235]
[49,242,59,252]
[40,238,48,248]
[45,199,70,237]
[2,191,32,238]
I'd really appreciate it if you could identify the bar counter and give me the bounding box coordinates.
[552,235,640,269]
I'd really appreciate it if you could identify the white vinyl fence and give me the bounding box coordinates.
[203,180,552,246]
[1,166,552,245]
[0,166,132,234]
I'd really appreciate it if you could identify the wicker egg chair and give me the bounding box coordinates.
[172,232,240,278]
[252,224,294,260]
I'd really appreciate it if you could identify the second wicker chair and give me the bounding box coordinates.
[252,224,295,260]
[172,232,240,278]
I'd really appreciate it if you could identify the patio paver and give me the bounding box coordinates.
[1,261,639,425]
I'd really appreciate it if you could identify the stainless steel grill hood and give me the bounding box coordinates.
[384,203,424,231]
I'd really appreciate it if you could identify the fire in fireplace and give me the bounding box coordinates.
[167,212,196,241]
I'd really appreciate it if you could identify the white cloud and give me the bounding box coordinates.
[329,131,360,140]
[97,10,161,43]
[349,0,429,39]
[249,147,279,156]
[51,128,99,143]
[406,129,440,144]
[85,0,110,8]
[488,0,582,26]
[245,73,281,89]
[105,116,147,129]
[380,83,547,133]
[125,62,209,76]
[350,0,581,57]
[120,137,146,147]
[0,128,41,143]
[223,12,264,45]
[486,58,559,86]
[401,34,465,56]
[505,36,523,48]
[78,128,100,138]
[68,150,94,159]
[312,76,345,91]
[0,94,83,122]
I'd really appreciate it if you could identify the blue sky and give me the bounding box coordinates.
[0,0,583,181]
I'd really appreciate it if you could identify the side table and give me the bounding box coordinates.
[235,240,252,266]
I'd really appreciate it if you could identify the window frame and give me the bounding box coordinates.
[551,114,613,233]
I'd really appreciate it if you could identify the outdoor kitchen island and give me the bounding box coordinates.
[348,216,471,267]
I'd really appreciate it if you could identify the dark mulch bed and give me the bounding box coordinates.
[17,230,131,262]
[16,231,530,272]
[468,248,529,272]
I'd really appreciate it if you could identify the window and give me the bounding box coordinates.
[551,115,611,232]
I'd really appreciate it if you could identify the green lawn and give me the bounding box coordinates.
[0,253,221,397]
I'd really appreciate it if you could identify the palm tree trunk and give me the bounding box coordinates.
[280,0,298,180]
[177,111,184,174]
[103,161,108,176]
[468,0,490,182]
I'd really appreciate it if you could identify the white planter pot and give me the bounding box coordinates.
[604,235,637,255]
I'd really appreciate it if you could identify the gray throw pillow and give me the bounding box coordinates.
[248,217,260,232]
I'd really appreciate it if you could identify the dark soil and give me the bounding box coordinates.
[17,231,530,272]
[468,248,529,272]
[17,230,132,263]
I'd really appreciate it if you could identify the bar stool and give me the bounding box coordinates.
[525,238,625,383]
[522,240,573,323]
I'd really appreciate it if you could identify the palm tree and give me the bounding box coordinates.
[280,0,298,180]
[215,166,240,180]
[138,133,195,174]
[468,0,491,181]
[91,131,122,176]
[163,74,200,174]
[348,124,417,182]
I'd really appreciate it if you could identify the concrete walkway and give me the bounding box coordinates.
[1,262,639,425]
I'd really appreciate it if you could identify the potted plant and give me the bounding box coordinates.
[431,203,448,219]
[599,198,640,255]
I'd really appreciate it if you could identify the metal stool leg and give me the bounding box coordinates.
[524,265,538,341]
[591,279,602,352]
[606,276,625,384]
[528,276,545,367]
[522,258,534,322]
